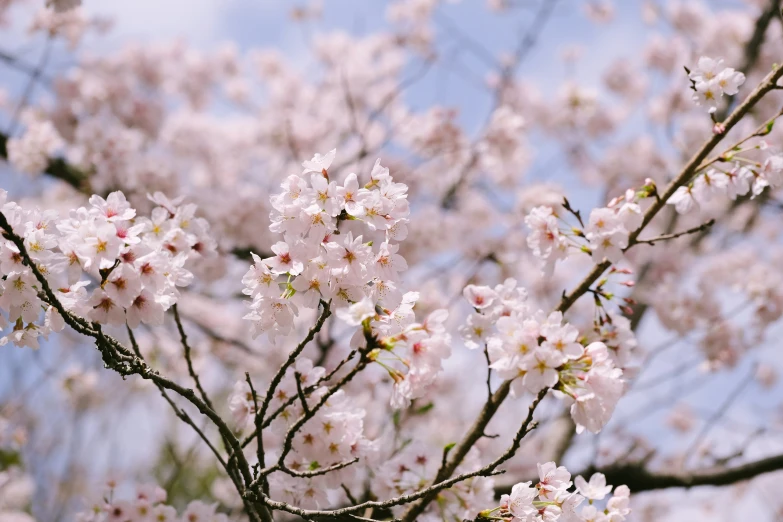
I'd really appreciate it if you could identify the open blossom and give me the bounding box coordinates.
[525,206,569,273]
[325,232,373,282]
[497,462,631,522]
[459,312,494,349]
[689,56,745,112]
[227,357,373,506]
[88,192,136,222]
[667,185,697,214]
[523,348,564,392]
[460,281,629,432]
[463,284,498,309]
[2,3,782,520]
[242,150,439,408]
[336,173,370,217]
[574,472,612,500]
[506,481,537,519]
[0,188,214,348]
[537,461,572,501]
[336,296,376,325]
[77,483,228,522]
[301,148,336,175]
[244,296,298,341]
[585,207,629,263]
[565,343,625,434]
[264,240,306,275]
[242,253,279,298]
[669,153,783,214]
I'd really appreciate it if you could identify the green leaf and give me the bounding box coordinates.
[0,448,22,470]
[413,402,434,415]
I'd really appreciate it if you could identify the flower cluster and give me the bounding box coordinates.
[650,246,783,369]
[493,463,630,522]
[667,153,783,214]
[77,482,229,522]
[688,56,745,113]
[525,187,644,271]
[241,151,452,407]
[374,445,495,522]
[227,357,374,509]
[6,111,63,175]
[594,312,637,369]
[459,279,627,433]
[0,189,215,348]
[242,149,410,342]
[585,190,643,263]
[343,294,452,409]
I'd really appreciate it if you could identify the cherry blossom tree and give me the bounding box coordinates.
[1,0,783,521]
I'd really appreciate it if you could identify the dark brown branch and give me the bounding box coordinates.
[261,349,371,480]
[399,388,546,522]
[625,0,782,330]
[281,457,359,479]
[134,312,261,521]
[293,372,310,415]
[240,349,357,449]
[558,64,783,313]
[250,389,545,520]
[398,64,783,522]
[494,453,783,495]
[0,211,262,520]
[601,454,783,491]
[633,219,715,246]
[173,304,214,410]
[254,300,332,473]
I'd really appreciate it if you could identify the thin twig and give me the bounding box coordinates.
[255,300,332,473]
[633,219,715,246]
[174,304,214,410]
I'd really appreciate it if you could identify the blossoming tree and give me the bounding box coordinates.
[1,0,783,521]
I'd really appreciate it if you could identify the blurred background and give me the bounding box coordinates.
[2,1,783,521]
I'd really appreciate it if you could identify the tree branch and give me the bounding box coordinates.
[625,0,782,330]
[173,304,214,410]
[633,219,715,246]
[254,300,332,474]
[398,63,783,521]
[494,452,783,496]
